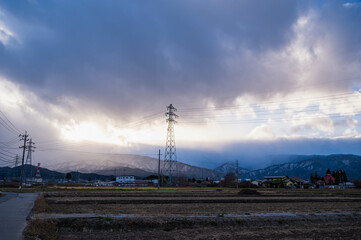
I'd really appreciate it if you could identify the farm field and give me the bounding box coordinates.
[25,188,361,239]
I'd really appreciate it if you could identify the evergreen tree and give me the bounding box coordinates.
[339,169,343,183]
[343,171,348,182]
[335,170,340,185]
[65,173,72,180]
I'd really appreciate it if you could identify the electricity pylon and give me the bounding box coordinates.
[25,139,35,180]
[14,154,19,167]
[25,139,35,165]
[163,104,178,185]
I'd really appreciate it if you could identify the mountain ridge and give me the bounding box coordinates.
[241,154,361,180]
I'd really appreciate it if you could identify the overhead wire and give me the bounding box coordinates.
[0,119,19,136]
[35,148,159,157]
[0,150,17,158]
[0,136,20,144]
[0,147,18,155]
[177,91,360,113]
[0,154,16,163]
[0,110,21,133]
[180,112,361,125]
[179,102,361,119]
[0,161,16,167]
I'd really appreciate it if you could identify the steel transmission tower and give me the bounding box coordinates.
[25,139,35,180]
[163,104,178,185]
[25,139,35,165]
[15,154,19,167]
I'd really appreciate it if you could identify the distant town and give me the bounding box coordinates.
[0,163,358,190]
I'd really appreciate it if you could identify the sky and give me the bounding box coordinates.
[0,0,361,170]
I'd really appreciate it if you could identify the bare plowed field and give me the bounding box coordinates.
[25,188,361,239]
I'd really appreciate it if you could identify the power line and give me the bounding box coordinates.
[0,110,21,136]
[0,155,16,163]
[0,147,17,155]
[180,104,361,119]
[120,110,165,129]
[35,148,158,157]
[180,111,361,125]
[0,110,21,133]
[0,136,20,144]
[0,150,16,158]
[178,92,360,113]
[0,118,19,136]
[0,162,15,167]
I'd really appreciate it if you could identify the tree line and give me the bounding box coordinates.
[310,168,348,185]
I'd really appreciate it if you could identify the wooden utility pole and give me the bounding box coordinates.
[19,131,29,192]
[158,149,161,190]
[236,160,239,189]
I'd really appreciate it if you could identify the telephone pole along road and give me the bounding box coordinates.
[0,192,39,240]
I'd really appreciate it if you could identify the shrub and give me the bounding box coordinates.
[354,179,361,188]
[238,188,260,195]
[210,221,217,226]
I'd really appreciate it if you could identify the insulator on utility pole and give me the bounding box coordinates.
[163,104,178,186]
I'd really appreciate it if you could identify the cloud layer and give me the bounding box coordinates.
[0,1,359,117]
[0,1,361,168]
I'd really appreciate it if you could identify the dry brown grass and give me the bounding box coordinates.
[33,194,53,213]
[48,201,361,215]
[23,219,58,240]
[44,189,361,215]
[33,214,361,240]
[29,189,361,239]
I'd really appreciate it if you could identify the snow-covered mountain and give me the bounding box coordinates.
[214,161,250,176]
[46,153,361,181]
[241,154,361,180]
[47,154,223,179]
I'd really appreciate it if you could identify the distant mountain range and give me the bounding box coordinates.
[1,154,360,182]
[214,162,250,175]
[0,165,114,181]
[214,154,361,181]
[48,154,223,179]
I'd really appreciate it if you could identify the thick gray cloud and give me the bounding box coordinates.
[0,0,322,119]
[0,0,360,147]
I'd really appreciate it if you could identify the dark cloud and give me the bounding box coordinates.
[0,1,360,122]
[0,0,308,117]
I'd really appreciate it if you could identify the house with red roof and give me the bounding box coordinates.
[324,174,335,185]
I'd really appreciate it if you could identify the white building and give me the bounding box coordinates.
[251,180,259,186]
[116,176,135,183]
